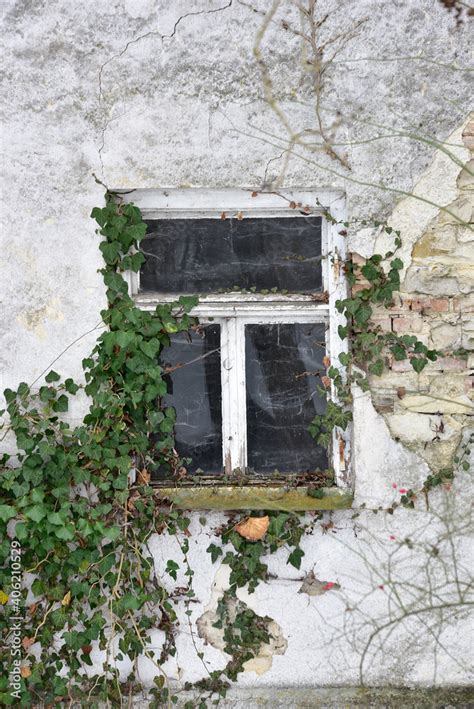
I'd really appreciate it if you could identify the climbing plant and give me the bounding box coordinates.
[0,195,467,707]
[310,219,436,450]
[0,196,199,706]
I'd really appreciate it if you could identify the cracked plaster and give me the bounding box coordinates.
[1,0,473,692]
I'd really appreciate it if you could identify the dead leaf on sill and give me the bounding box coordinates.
[298,570,341,596]
[235,515,269,541]
[137,468,150,485]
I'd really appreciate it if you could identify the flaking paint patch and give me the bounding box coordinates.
[196,565,287,676]
[374,119,471,279]
[17,297,64,340]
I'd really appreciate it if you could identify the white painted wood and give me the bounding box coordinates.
[325,195,352,488]
[120,187,344,218]
[220,318,240,473]
[122,189,351,487]
[134,294,329,320]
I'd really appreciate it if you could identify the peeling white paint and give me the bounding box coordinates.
[1,0,473,694]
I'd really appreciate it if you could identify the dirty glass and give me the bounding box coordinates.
[140,216,322,293]
[245,322,328,473]
[155,324,222,476]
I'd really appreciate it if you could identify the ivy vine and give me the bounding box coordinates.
[0,196,468,707]
[0,196,198,706]
[308,224,434,439]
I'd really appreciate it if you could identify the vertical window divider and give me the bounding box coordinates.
[326,195,350,487]
[220,316,247,474]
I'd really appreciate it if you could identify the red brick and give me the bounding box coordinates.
[426,299,449,313]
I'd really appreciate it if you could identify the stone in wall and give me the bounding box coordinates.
[361,118,474,472]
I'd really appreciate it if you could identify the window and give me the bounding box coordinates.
[124,190,350,489]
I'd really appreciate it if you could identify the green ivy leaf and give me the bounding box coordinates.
[0,504,16,522]
[411,357,428,373]
[178,295,199,312]
[269,513,289,537]
[45,370,61,383]
[52,395,69,413]
[207,543,223,563]
[166,560,180,581]
[361,262,379,282]
[54,525,76,541]
[64,378,80,395]
[354,304,372,326]
[3,388,16,403]
[24,505,48,523]
[287,547,304,570]
[368,359,384,376]
[390,344,406,361]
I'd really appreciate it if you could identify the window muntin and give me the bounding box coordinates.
[125,190,350,487]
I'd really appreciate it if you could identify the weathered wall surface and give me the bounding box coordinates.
[1,0,473,696]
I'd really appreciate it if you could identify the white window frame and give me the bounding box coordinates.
[121,189,351,489]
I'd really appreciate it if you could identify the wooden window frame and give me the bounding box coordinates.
[121,188,352,507]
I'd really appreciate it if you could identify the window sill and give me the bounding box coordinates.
[153,484,353,511]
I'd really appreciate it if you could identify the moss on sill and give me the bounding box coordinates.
[153,485,353,511]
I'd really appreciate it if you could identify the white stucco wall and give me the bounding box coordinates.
[1,0,473,695]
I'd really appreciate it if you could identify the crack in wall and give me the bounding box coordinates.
[96,0,233,179]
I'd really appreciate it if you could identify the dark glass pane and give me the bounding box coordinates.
[156,325,222,476]
[140,217,322,293]
[245,323,328,473]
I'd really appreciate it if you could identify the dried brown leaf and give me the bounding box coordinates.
[137,468,150,485]
[235,515,269,541]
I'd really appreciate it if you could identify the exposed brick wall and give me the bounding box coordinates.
[353,119,474,472]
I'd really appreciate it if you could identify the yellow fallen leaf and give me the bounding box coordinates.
[61,591,71,607]
[235,515,269,541]
[0,590,9,605]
